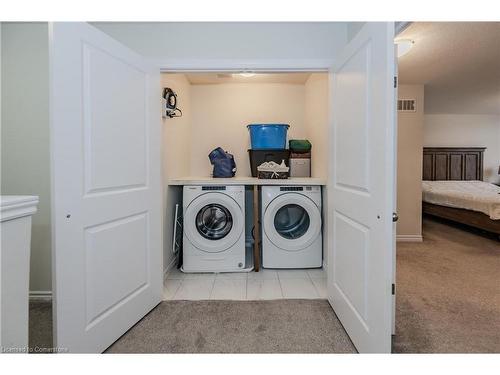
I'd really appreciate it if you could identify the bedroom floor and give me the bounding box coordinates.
[394,217,500,353]
[28,217,500,353]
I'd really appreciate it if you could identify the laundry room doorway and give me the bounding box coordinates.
[160,69,331,275]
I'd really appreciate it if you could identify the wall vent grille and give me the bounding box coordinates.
[398,99,417,112]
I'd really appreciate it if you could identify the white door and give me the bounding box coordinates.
[50,22,162,353]
[327,22,395,353]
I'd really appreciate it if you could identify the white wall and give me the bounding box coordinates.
[423,114,500,184]
[93,22,348,61]
[1,23,52,293]
[189,82,308,177]
[397,85,424,239]
[305,73,329,179]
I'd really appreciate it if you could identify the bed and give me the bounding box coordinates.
[422,147,500,235]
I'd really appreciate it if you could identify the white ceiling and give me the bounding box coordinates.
[397,22,500,115]
[184,72,313,85]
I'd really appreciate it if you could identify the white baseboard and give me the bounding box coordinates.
[29,291,52,302]
[163,256,178,280]
[396,235,423,242]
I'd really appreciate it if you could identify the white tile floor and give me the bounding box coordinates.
[163,267,327,301]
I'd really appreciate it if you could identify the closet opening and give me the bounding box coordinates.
[160,71,330,300]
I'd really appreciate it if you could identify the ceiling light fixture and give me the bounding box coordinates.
[239,71,256,78]
[396,40,414,58]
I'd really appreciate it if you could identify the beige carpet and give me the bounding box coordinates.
[28,217,500,353]
[394,217,500,353]
[29,300,53,352]
[106,299,355,353]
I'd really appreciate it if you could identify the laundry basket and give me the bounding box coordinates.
[248,149,290,177]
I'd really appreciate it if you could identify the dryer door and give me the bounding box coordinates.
[263,193,321,252]
[184,192,244,253]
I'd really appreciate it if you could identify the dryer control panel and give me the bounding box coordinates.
[279,186,320,192]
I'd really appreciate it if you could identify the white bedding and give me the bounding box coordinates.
[422,180,500,220]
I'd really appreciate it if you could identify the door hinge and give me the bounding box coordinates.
[394,76,398,88]
[392,283,396,295]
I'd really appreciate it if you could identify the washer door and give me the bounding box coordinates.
[263,193,321,252]
[185,192,243,253]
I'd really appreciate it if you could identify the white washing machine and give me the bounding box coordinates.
[262,185,322,268]
[182,185,246,272]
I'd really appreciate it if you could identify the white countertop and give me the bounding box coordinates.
[168,177,327,186]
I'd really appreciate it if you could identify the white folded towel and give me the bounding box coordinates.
[257,160,290,173]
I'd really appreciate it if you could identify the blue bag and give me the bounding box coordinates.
[208,147,237,178]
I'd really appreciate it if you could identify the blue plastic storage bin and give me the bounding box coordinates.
[247,124,290,149]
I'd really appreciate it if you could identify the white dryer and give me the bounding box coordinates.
[262,185,322,268]
[182,185,245,272]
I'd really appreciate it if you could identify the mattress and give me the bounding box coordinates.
[422,180,500,220]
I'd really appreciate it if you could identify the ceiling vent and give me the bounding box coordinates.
[398,99,417,112]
